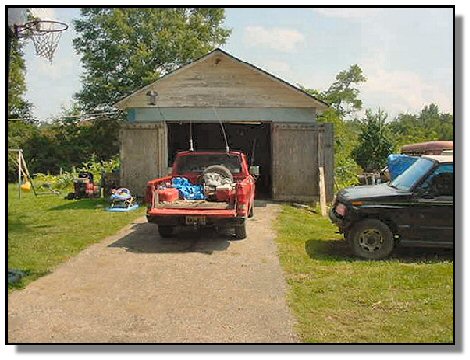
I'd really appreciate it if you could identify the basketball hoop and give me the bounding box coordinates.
[15,20,68,62]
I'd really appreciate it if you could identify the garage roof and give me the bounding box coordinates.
[115,48,329,110]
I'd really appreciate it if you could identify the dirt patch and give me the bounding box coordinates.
[8,202,298,343]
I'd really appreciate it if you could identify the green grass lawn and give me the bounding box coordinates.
[275,205,453,343]
[8,184,146,290]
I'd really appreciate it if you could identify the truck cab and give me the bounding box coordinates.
[146,151,256,239]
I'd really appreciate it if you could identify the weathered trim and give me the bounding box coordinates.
[127,107,317,123]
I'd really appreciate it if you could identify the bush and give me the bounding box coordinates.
[33,155,120,190]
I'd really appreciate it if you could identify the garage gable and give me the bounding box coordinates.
[115,48,328,110]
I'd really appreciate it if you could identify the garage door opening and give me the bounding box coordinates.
[167,122,272,198]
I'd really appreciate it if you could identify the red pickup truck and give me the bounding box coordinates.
[146,151,257,239]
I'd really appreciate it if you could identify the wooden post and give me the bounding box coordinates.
[317,130,327,217]
[319,166,327,217]
[18,150,22,199]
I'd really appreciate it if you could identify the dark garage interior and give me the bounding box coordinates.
[167,122,272,198]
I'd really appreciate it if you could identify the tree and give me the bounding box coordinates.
[8,35,36,181]
[352,109,394,172]
[389,103,453,148]
[301,64,366,187]
[322,64,366,117]
[8,36,35,123]
[73,8,231,111]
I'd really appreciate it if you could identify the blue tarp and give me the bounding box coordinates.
[106,204,139,212]
[171,177,205,200]
[387,154,419,180]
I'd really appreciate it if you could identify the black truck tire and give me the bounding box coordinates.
[248,203,254,218]
[234,221,247,240]
[158,225,174,238]
[348,219,394,260]
[203,165,233,182]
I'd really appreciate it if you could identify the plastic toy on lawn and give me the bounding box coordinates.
[106,188,139,212]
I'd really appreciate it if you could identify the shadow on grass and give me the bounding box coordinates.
[49,198,108,211]
[305,239,454,263]
[6,213,52,235]
[8,216,31,234]
[390,246,454,263]
[305,238,354,261]
[109,222,231,255]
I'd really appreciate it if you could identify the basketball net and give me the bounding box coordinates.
[16,20,68,63]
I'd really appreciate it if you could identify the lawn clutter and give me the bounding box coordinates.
[8,269,25,284]
[20,181,31,192]
[66,172,100,200]
[292,203,318,214]
[102,171,120,196]
[106,188,138,212]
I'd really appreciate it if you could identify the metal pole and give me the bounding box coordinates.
[18,150,22,199]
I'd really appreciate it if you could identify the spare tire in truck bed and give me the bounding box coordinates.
[203,165,233,180]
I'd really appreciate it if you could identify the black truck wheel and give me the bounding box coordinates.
[348,219,394,260]
[158,225,174,238]
[234,221,247,240]
[248,203,254,218]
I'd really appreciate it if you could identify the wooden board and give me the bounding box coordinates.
[119,123,168,196]
[271,123,319,201]
[271,123,334,203]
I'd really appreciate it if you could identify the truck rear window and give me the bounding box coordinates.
[175,154,242,174]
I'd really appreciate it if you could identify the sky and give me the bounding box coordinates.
[20,7,453,122]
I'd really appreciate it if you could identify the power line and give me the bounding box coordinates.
[8,110,124,122]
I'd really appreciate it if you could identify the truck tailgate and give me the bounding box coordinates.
[148,208,237,217]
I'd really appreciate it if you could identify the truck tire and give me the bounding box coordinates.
[158,225,174,238]
[348,219,394,260]
[203,165,233,182]
[248,203,254,218]
[234,222,247,240]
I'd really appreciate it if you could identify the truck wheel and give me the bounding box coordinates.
[248,204,254,218]
[158,225,174,238]
[234,222,247,240]
[348,219,394,260]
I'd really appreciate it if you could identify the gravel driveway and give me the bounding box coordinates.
[8,202,298,343]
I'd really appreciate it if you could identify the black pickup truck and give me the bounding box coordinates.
[329,155,454,259]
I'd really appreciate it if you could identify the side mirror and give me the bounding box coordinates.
[250,165,260,176]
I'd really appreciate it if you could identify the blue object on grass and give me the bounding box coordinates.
[171,177,205,200]
[387,154,419,180]
[110,188,132,201]
[106,203,139,212]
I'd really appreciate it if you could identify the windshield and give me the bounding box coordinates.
[175,154,242,174]
[390,157,435,191]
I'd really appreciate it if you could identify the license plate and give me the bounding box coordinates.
[185,216,206,225]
